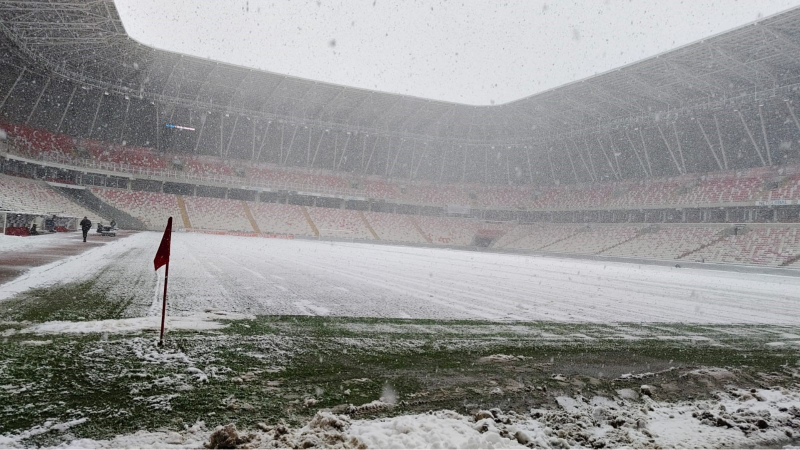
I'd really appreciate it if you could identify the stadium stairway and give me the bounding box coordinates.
[598,225,657,254]
[176,195,193,229]
[780,252,800,267]
[54,186,145,230]
[301,206,320,237]
[358,211,380,240]
[241,201,261,233]
[409,217,433,243]
[677,228,731,260]
[538,228,584,251]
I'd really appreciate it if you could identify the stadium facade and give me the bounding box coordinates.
[2,0,800,185]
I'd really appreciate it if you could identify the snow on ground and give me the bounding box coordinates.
[3,231,800,323]
[0,232,148,301]
[0,233,74,252]
[5,387,798,449]
[13,310,253,335]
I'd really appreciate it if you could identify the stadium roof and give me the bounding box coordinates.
[2,0,800,145]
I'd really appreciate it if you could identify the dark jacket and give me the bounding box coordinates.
[80,218,92,231]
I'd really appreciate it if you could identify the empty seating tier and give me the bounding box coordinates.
[0,174,103,223]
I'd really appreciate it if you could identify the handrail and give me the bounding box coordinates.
[4,146,375,199]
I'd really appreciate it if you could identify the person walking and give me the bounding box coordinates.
[80,216,92,242]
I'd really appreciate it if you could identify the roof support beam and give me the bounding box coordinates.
[461,145,467,182]
[56,85,77,133]
[786,100,800,136]
[737,109,766,166]
[120,97,130,143]
[638,128,654,177]
[713,114,729,170]
[305,125,314,166]
[87,90,103,138]
[365,134,380,174]
[438,142,450,182]
[624,130,649,178]
[193,113,207,154]
[697,119,724,171]
[583,138,599,181]
[283,123,300,166]
[572,139,596,183]
[336,131,352,171]
[525,146,535,184]
[0,67,25,112]
[310,129,328,168]
[757,104,773,166]
[595,135,619,180]
[25,76,50,125]
[672,122,687,173]
[656,122,684,175]
[389,138,404,177]
[564,143,580,183]
[546,148,557,184]
[413,142,428,179]
[605,133,624,178]
[255,120,272,162]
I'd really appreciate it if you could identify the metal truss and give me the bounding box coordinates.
[2,0,800,152]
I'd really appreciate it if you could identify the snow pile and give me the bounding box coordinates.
[0,233,67,252]
[0,418,86,448]
[350,410,530,449]
[478,354,526,364]
[19,310,254,335]
[5,387,800,449]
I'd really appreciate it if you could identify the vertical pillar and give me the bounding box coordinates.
[54,85,78,133]
[88,91,104,138]
[0,68,25,112]
[757,105,772,166]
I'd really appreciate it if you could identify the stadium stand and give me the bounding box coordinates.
[306,207,375,240]
[413,216,477,246]
[363,211,429,244]
[363,179,400,199]
[0,174,104,223]
[248,202,315,236]
[10,121,800,213]
[689,227,800,267]
[600,225,727,260]
[181,196,253,232]
[92,188,182,230]
[542,225,645,254]
[493,224,582,250]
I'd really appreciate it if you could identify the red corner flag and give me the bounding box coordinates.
[154,217,172,344]
[154,217,172,270]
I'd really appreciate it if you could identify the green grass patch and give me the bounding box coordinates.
[1,311,799,446]
[0,278,133,322]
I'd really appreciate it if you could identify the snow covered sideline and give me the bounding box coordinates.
[4,231,800,323]
[0,232,150,302]
[0,233,73,252]
[4,387,798,449]
[16,310,253,335]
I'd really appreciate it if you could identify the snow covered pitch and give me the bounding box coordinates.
[3,231,799,325]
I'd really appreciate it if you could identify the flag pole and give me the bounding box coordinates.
[154,216,173,346]
[159,260,169,345]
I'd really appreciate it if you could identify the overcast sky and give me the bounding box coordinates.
[115,0,800,106]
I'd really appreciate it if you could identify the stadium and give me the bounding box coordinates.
[2,1,800,448]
